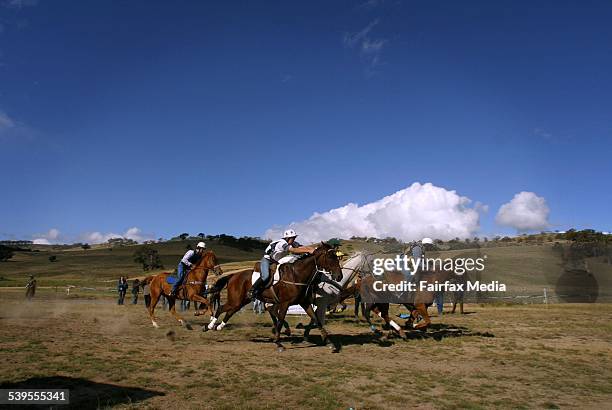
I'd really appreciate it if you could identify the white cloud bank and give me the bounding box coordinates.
[265,182,482,243]
[495,192,550,232]
[33,228,60,244]
[81,227,152,244]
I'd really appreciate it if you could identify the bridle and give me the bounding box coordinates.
[280,247,340,287]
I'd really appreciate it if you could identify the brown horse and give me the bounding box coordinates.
[207,243,343,351]
[141,250,223,329]
[360,268,457,336]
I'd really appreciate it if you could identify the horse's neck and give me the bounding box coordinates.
[189,262,210,283]
[290,254,318,281]
[339,252,368,288]
[339,253,366,287]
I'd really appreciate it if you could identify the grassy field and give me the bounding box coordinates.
[0,289,611,409]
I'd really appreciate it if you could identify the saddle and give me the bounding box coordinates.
[252,262,280,287]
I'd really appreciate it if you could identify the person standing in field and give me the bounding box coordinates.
[117,276,128,305]
[143,283,151,308]
[131,279,140,304]
[25,275,37,300]
[451,273,466,314]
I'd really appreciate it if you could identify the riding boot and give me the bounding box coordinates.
[249,278,264,300]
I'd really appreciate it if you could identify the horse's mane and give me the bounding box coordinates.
[292,243,332,267]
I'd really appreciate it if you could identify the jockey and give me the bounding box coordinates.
[171,241,206,296]
[406,237,434,275]
[248,229,316,299]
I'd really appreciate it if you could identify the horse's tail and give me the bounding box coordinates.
[140,275,155,287]
[208,271,241,294]
[139,275,157,289]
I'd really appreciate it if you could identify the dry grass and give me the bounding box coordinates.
[1,289,611,409]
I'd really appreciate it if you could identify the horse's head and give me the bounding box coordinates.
[192,250,223,276]
[313,242,343,282]
[204,250,223,276]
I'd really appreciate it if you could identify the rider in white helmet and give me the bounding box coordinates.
[407,237,434,274]
[171,241,206,296]
[248,229,316,299]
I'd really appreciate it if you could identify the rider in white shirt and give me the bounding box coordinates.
[171,241,206,296]
[248,229,316,299]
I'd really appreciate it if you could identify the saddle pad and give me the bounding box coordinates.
[166,276,178,285]
[251,267,281,286]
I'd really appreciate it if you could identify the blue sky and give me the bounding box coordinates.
[1,0,611,243]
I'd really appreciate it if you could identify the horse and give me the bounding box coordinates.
[207,243,343,351]
[360,268,460,336]
[299,251,370,339]
[140,250,223,329]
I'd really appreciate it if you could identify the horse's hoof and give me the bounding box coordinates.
[283,330,291,337]
[296,323,304,329]
[201,325,208,332]
[152,322,160,329]
[185,323,193,330]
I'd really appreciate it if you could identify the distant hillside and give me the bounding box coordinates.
[0,238,262,287]
[1,234,610,302]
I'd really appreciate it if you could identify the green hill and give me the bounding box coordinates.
[0,239,261,288]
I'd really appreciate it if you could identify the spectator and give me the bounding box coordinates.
[143,283,151,308]
[25,275,37,300]
[434,291,444,316]
[353,290,365,318]
[117,276,128,305]
[253,298,264,314]
[131,279,140,304]
[451,274,466,314]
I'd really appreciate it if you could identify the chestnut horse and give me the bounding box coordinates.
[207,243,343,351]
[360,268,459,337]
[141,250,222,329]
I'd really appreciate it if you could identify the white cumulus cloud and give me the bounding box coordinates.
[264,182,482,243]
[495,191,550,232]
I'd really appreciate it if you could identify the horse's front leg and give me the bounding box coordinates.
[300,302,339,352]
[304,297,327,340]
[273,303,290,352]
[377,304,405,339]
[190,294,211,318]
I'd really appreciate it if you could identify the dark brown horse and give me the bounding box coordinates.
[207,243,343,351]
[141,250,222,329]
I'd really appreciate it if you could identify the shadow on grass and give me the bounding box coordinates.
[250,332,395,349]
[403,323,495,341]
[0,376,164,409]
